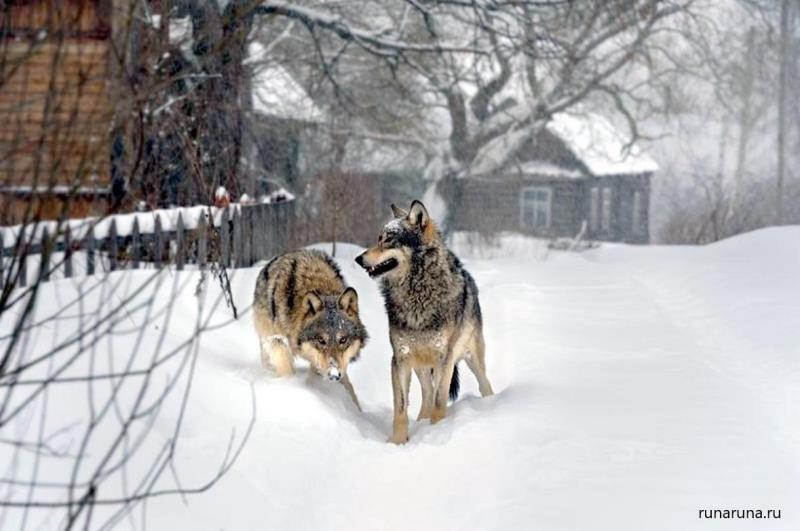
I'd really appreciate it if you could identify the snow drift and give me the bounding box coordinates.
[2,228,798,530]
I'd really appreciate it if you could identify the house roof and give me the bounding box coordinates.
[246,42,325,123]
[546,112,659,177]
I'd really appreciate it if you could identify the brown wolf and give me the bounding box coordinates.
[253,249,367,410]
[355,201,493,443]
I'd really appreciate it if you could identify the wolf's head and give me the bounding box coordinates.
[355,200,440,280]
[297,287,367,381]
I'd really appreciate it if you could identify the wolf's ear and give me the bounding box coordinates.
[338,287,359,318]
[303,291,323,318]
[407,200,429,228]
[390,203,408,218]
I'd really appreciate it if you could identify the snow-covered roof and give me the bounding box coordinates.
[547,112,659,176]
[247,42,325,123]
[510,161,584,179]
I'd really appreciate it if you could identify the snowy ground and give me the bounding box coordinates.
[2,227,798,530]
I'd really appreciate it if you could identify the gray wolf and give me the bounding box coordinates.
[355,200,493,443]
[253,249,367,410]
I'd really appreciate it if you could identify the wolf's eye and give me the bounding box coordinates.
[338,336,348,346]
[316,336,327,346]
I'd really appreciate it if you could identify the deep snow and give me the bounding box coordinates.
[2,228,798,530]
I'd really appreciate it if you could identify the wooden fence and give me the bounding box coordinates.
[1,200,295,288]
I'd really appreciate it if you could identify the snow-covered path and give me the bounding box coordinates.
[3,228,798,530]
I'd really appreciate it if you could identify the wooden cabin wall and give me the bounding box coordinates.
[1,0,112,217]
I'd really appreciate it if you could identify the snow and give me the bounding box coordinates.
[2,227,799,529]
[548,112,660,176]
[0,204,239,246]
[248,42,324,123]
[511,160,585,179]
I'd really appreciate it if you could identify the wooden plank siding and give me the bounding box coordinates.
[1,1,112,222]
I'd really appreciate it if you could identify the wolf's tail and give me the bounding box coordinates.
[449,364,460,402]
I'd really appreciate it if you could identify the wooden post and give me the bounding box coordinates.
[86,229,95,276]
[197,212,207,269]
[109,219,119,271]
[131,217,141,269]
[64,225,73,278]
[221,207,230,267]
[154,214,163,267]
[176,212,185,270]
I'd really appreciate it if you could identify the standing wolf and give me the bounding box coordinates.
[253,249,367,410]
[356,200,493,443]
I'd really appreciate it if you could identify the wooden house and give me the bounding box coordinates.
[450,112,658,244]
[0,0,113,223]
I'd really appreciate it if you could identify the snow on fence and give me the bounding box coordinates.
[0,200,294,288]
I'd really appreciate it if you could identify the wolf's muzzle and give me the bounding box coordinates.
[327,365,341,381]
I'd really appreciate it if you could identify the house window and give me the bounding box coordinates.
[601,187,612,232]
[589,187,599,231]
[520,186,552,229]
[632,190,644,234]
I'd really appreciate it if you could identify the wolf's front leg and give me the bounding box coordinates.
[340,373,362,412]
[262,335,294,377]
[431,357,456,424]
[390,356,412,444]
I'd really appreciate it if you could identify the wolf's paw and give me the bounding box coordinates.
[388,432,409,445]
[430,407,446,424]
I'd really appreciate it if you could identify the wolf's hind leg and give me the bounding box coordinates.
[431,357,455,424]
[465,333,493,397]
[415,367,434,420]
[263,335,294,377]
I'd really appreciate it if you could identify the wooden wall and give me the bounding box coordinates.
[1,1,112,221]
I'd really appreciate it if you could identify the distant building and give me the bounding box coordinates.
[244,41,326,197]
[450,111,658,244]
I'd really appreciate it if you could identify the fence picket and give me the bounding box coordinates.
[243,207,253,267]
[64,225,73,278]
[176,213,185,270]
[154,214,163,267]
[109,219,118,271]
[233,208,243,267]
[221,207,230,267]
[41,227,51,281]
[197,212,207,269]
[5,201,294,284]
[19,243,27,287]
[258,205,267,260]
[131,217,141,269]
[86,229,95,275]
[266,204,277,259]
